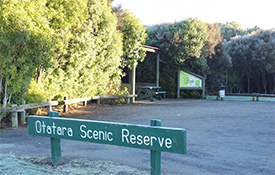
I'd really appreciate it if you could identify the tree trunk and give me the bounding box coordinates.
[261,70,267,94]
[247,75,250,93]
[0,78,2,103]
[0,78,2,93]
[3,78,8,107]
[8,93,12,104]
[238,73,245,93]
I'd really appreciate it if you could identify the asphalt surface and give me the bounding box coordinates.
[1,99,275,175]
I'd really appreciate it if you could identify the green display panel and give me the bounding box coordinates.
[179,71,202,88]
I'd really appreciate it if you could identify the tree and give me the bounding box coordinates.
[120,9,148,69]
[142,18,208,97]
[225,30,275,93]
[204,23,231,92]
[0,0,53,106]
[220,21,244,41]
[172,18,208,64]
[27,0,123,102]
[204,23,223,58]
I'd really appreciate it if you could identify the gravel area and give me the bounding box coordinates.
[1,99,275,175]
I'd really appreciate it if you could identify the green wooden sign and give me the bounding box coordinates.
[28,116,187,154]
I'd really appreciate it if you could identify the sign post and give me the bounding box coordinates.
[150,119,161,175]
[28,115,186,174]
[49,111,61,165]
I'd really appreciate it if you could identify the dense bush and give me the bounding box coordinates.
[139,18,209,98]
[225,30,275,93]
[0,0,147,106]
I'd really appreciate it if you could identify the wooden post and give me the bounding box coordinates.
[83,96,88,107]
[48,99,52,115]
[21,100,26,125]
[156,52,160,87]
[64,96,68,112]
[131,65,136,103]
[202,78,205,99]
[49,111,61,165]
[11,104,18,128]
[177,70,180,99]
[150,119,161,175]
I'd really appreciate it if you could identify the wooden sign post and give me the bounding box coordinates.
[28,113,187,174]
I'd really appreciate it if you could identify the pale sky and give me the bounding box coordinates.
[112,0,274,30]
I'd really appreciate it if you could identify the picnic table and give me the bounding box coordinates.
[136,86,166,101]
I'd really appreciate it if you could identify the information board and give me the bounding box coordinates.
[177,70,205,99]
[179,71,203,88]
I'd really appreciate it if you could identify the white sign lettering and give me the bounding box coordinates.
[121,128,172,149]
[35,120,73,137]
[80,124,113,142]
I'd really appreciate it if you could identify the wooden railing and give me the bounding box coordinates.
[0,101,58,128]
[209,92,275,101]
[0,94,136,128]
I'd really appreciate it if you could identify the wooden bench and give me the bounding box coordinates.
[95,94,137,104]
[154,91,167,100]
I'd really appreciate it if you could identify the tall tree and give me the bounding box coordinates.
[27,0,123,102]
[143,18,208,97]
[120,9,148,69]
[225,30,275,93]
[0,0,53,106]
[204,23,231,92]
[220,21,244,41]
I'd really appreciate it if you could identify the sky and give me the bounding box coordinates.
[112,0,274,30]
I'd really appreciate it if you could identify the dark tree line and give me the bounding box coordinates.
[137,20,274,97]
[225,30,275,94]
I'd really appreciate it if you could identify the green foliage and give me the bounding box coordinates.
[204,23,223,58]
[181,90,202,99]
[171,18,208,64]
[136,52,156,83]
[0,0,53,106]
[206,43,231,93]
[225,30,275,93]
[220,21,244,41]
[1,0,127,105]
[121,9,148,69]
[142,18,208,98]
[29,0,123,101]
[25,80,46,104]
